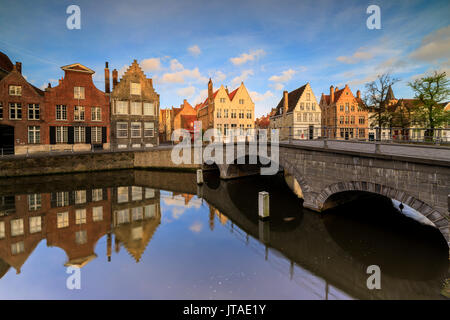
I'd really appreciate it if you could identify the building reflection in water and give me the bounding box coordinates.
[0,185,161,276]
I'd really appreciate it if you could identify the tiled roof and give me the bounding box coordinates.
[275,84,307,114]
[228,88,239,101]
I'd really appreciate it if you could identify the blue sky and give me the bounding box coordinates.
[0,0,449,117]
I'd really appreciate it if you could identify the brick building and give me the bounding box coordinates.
[110,60,159,149]
[44,63,110,151]
[0,52,47,155]
[320,84,368,140]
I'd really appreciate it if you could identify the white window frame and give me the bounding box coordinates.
[74,106,85,121]
[74,86,85,99]
[57,211,69,228]
[91,107,101,121]
[56,126,68,143]
[131,101,142,115]
[115,100,128,115]
[56,105,67,121]
[117,122,128,138]
[28,126,41,144]
[143,102,155,116]
[9,102,22,120]
[9,85,22,96]
[29,216,42,234]
[28,194,41,211]
[130,82,141,95]
[131,122,141,138]
[91,127,102,144]
[144,122,154,137]
[74,126,86,143]
[92,206,103,222]
[11,218,24,236]
[75,209,86,224]
[28,104,40,120]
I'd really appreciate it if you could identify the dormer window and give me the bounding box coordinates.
[9,85,22,96]
[131,82,141,95]
[74,87,85,99]
[220,98,226,103]
[239,99,244,104]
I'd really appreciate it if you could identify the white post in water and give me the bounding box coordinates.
[196,169,203,185]
[258,191,270,220]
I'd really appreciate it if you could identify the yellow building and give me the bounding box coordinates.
[197,79,255,140]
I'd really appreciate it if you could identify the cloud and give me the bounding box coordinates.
[230,49,265,65]
[188,45,201,57]
[213,71,226,83]
[189,221,203,233]
[160,67,207,84]
[193,89,208,104]
[269,69,296,84]
[249,90,274,102]
[337,49,374,64]
[176,86,196,97]
[172,207,185,219]
[409,26,450,62]
[231,69,254,86]
[272,83,284,91]
[170,59,184,71]
[140,58,162,72]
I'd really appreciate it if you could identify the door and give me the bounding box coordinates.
[344,131,349,140]
[0,125,14,155]
[309,126,314,140]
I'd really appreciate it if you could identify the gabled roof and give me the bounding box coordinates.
[61,63,95,74]
[0,51,13,80]
[228,88,239,101]
[275,84,307,115]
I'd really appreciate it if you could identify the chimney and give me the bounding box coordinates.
[48,83,52,88]
[330,86,334,103]
[335,87,339,92]
[357,90,361,99]
[104,62,110,93]
[208,78,213,103]
[112,69,118,89]
[225,86,229,95]
[283,90,289,114]
[15,62,22,74]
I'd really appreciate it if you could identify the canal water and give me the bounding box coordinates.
[0,170,448,299]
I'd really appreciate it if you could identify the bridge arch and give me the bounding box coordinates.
[316,181,450,248]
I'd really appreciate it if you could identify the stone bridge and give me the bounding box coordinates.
[204,140,450,249]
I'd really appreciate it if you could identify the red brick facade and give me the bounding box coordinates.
[44,63,110,149]
[0,60,47,155]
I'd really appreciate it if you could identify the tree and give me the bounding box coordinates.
[363,74,399,140]
[408,71,450,141]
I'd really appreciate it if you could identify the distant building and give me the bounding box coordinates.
[0,52,47,155]
[197,79,254,140]
[44,63,110,150]
[255,114,270,129]
[320,84,368,140]
[110,60,159,148]
[159,108,173,143]
[270,83,321,140]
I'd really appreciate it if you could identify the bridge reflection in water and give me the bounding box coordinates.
[0,170,448,299]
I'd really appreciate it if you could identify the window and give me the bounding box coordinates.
[117,122,128,138]
[91,127,102,143]
[91,107,101,121]
[9,103,22,119]
[117,187,129,203]
[296,112,302,122]
[239,111,244,119]
[132,186,142,201]
[28,104,40,120]
[306,93,311,101]
[143,102,155,116]
[74,87,85,99]
[132,207,143,221]
[56,105,67,120]
[247,110,252,119]
[239,99,244,104]
[303,113,307,122]
[29,216,42,234]
[345,116,349,124]
[224,124,229,136]
[116,209,130,224]
[92,206,103,221]
[11,242,24,255]
[75,230,87,245]
[28,194,41,211]
[131,122,141,138]
[131,102,142,115]
[311,103,316,111]
[116,101,128,114]
[231,110,236,119]
[57,212,69,228]
[75,190,86,204]
[300,103,304,110]
[359,117,365,125]
[74,106,85,121]
[359,128,365,137]
[56,126,68,143]
[145,188,155,199]
[306,103,310,111]
[309,113,313,122]
[28,126,40,144]
[220,98,226,103]
[74,127,86,143]
[351,105,355,112]
[0,103,2,119]
[56,192,69,207]
[130,82,141,95]
[144,122,154,137]
[216,109,221,118]
[144,204,156,218]
[75,209,86,224]
[92,189,103,202]
[216,124,222,135]
[11,219,24,236]
[351,116,355,124]
[340,105,344,111]
[0,222,4,239]
[223,109,229,118]
[345,103,349,113]
[9,85,22,96]
[132,226,143,240]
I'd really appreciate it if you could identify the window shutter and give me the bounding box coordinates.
[102,127,107,143]
[49,127,56,145]
[68,126,74,144]
[86,127,91,144]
